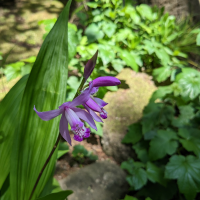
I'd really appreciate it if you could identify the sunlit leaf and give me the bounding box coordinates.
[10,1,72,200]
[0,75,28,188]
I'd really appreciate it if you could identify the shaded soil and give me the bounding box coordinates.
[54,133,117,180]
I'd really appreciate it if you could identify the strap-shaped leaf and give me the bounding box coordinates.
[0,75,28,188]
[10,1,72,200]
[36,190,73,200]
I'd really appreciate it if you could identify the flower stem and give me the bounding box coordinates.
[29,135,61,200]
[73,77,86,99]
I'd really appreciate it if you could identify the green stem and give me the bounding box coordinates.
[73,77,85,99]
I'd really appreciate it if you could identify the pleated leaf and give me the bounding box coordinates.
[10,1,72,200]
[0,75,28,189]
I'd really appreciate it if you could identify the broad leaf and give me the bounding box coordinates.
[0,75,28,188]
[121,159,147,190]
[10,1,72,200]
[122,123,142,144]
[149,129,178,161]
[132,141,149,163]
[126,168,147,190]
[153,66,171,83]
[178,128,200,157]
[176,68,200,99]
[36,190,73,200]
[172,105,195,127]
[146,162,167,186]
[165,155,200,200]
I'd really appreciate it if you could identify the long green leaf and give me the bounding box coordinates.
[0,75,28,188]
[10,1,72,200]
[36,190,73,200]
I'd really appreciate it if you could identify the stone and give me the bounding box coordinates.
[101,68,157,163]
[58,161,129,200]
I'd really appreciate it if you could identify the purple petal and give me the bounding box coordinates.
[59,114,71,145]
[84,50,98,81]
[84,128,90,138]
[85,97,102,112]
[73,134,83,142]
[90,76,121,87]
[67,82,93,108]
[65,108,83,130]
[84,104,103,122]
[91,87,99,95]
[100,108,108,119]
[34,105,63,121]
[72,107,97,130]
[93,97,108,108]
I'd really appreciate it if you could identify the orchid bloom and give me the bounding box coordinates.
[34,83,96,145]
[82,76,121,121]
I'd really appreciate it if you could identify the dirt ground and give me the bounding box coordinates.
[54,132,117,180]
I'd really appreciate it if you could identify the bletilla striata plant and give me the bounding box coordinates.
[34,51,121,145]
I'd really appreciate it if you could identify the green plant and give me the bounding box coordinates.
[4,56,36,81]
[72,144,98,163]
[121,67,200,200]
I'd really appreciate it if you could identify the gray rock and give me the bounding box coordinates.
[58,161,129,200]
[102,69,157,163]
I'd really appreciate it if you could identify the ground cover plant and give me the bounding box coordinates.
[121,67,200,200]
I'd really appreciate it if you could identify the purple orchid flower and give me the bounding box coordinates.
[83,76,121,121]
[34,83,96,145]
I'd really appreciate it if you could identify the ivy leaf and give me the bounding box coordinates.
[153,66,171,83]
[122,123,142,144]
[121,159,147,190]
[102,21,117,38]
[126,168,147,190]
[172,105,195,127]
[165,155,200,200]
[149,129,178,161]
[85,23,104,43]
[176,68,200,99]
[142,103,174,134]
[178,128,200,157]
[98,44,115,65]
[146,162,167,186]
[111,59,125,72]
[119,50,138,71]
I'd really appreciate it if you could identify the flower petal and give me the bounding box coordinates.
[90,76,121,87]
[59,114,71,145]
[73,135,83,142]
[85,97,102,112]
[72,107,97,130]
[84,128,90,138]
[34,105,63,121]
[100,108,108,119]
[84,50,98,81]
[65,108,83,130]
[93,97,108,108]
[67,81,93,108]
[84,104,103,122]
[91,87,99,95]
